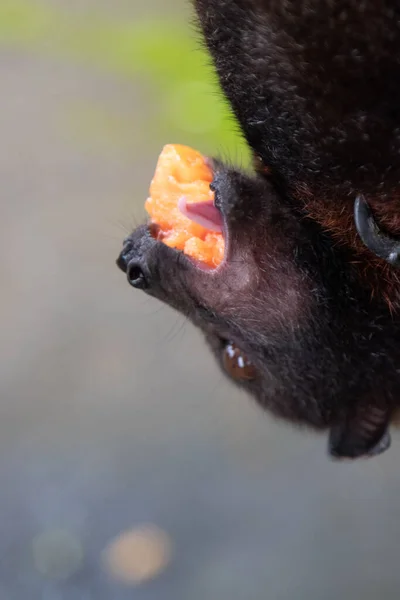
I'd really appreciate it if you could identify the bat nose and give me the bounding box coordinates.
[116,250,150,289]
[116,225,158,291]
[116,240,133,273]
[126,260,149,289]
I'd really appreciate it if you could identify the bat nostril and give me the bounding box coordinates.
[116,241,133,274]
[127,261,148,289]
[116,252,129,273]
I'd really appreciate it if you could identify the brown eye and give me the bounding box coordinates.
[222,342,257,382]
[252,153,271,176]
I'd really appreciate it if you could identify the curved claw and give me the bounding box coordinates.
[354,195,400,267]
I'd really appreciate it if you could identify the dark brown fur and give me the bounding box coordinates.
[195,0,400,306]
[117,0,400,459]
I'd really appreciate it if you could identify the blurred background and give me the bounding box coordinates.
[1,1,400,598]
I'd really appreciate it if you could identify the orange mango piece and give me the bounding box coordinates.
[145,144,224,268]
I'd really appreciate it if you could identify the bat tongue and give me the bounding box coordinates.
[178,197,223,233]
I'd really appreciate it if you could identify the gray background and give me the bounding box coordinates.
[1,1,400,598]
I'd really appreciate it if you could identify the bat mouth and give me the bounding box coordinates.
[178,197,223,233]
[177,196,229,272]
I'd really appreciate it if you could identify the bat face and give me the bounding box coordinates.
[117,0,400,459]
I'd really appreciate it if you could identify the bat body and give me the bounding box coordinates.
[117,0,400,459]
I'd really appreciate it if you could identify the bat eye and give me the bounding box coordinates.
[252,153,271,176]
[222,342,257,382]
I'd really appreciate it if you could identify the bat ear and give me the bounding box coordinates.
[328,403,391,459]
[354,195,400,267]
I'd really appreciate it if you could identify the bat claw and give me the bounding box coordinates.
[354,195,400,267]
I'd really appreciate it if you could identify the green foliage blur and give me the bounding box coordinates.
[0,0,250,162]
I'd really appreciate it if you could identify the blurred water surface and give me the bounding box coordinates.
[1,1,400,599]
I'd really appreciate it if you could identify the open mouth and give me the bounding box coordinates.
[174,195,229,271]
[144,145,227,270]
[178,197,223,233]
[147,193,227,272]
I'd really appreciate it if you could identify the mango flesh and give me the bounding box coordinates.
[145,144,224,268]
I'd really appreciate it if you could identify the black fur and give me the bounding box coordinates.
[195,0,400,196]
[117,0,400,459]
